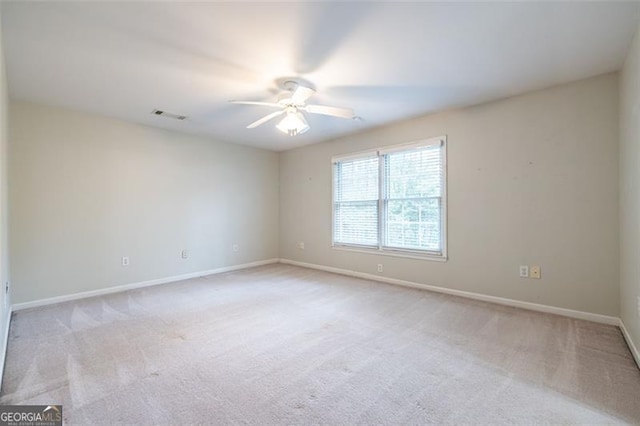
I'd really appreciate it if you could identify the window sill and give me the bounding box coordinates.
[331,245,448,262]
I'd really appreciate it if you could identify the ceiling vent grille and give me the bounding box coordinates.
[151,109,187,120]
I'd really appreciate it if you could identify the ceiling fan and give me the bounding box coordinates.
[230,80,356,136]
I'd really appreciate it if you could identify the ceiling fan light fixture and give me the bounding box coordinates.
[276,110,309,136]
[230,79,355,135]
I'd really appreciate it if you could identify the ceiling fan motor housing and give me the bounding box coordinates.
[277,92,295,106]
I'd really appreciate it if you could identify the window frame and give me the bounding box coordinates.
[331,136,448,261]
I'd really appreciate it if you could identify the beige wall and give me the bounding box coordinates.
[5,72,624,319]
[280,73,620,316]
[0,5,11,373]
[620,23,640,350]
[9,102,279,303]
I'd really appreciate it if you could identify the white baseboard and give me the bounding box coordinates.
[0,304,12,392]
[279,258,620,326]
[620,319,640,369]
[12,258,279,311]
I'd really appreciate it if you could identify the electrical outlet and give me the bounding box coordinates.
[519,265,529,278]
[121,256,130,267]
[298,242,305,250]
[232,244,239,252]
[181,250,188,259]
[377,264,383,273]
[530,265,541,279]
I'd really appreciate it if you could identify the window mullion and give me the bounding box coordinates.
[378,152,385,251]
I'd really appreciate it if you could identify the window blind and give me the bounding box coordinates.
[383,144,443,252]
[333,157,379,247]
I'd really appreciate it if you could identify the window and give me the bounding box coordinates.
[332,137,447,259]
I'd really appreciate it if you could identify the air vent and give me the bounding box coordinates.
[151,109,187,120]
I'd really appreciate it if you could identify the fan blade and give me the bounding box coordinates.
[247,110,284,129]
[291,86,315,104]
[305,104,354,119]
[229,100,281,108]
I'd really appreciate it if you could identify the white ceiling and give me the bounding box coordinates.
[2,1,639,151]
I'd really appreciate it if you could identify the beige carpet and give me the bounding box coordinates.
[1,264,639,424]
